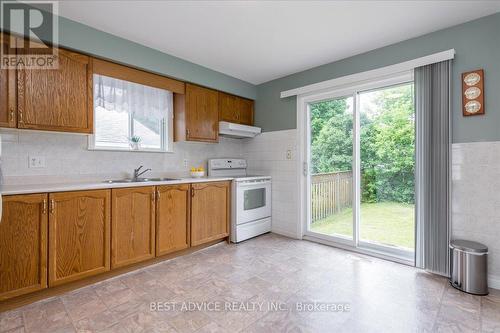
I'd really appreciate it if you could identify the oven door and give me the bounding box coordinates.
[236,179,271,225]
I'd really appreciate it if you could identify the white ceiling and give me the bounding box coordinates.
[59,1,500,85]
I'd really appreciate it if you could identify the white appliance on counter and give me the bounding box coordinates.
[218,121,261,138]
[208,159,271,243]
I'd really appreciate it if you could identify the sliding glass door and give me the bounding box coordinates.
[305,78,415,262]
[309,96,354,241]
[357,83,415,258]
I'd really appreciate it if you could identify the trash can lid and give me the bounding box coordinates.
[450,239,488,253]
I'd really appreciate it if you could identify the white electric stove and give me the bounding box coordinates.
[208,159,271,243]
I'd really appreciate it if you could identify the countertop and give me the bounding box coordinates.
[0,177,234,196]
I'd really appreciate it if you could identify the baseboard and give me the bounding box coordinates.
[271,227,301,239]
[488,274,500,290]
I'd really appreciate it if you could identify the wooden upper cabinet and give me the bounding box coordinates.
[218,92,254,126]
[17,42,93,133]
[0,194,48,301]
[238,97,254,125]
[156,184,190,256]
[111,187,155,268]
[0,33,16,128]
[183,83,219,142]
[191,181,230,246]
[48,190,110,286]
[219,92,239,123]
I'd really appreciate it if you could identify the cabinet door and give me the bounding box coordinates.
[219,92,239,123]
[156,184,190,256]
[0,33,16,128]
[17,44,93,133]
[48,190,110,286]
[0,194,48,301]
[185,83,219,142]
[111,187,155,268]
[238,98,254,125]
[191,181,230,246]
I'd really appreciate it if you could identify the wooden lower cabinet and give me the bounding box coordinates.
[111,187,155,268]
[190,181,230,246]
[0,194,48,301]
[156,184,190,256]
[48,190,110,286]
[0,181,232,304]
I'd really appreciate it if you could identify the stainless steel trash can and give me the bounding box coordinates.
[450,240,488,295]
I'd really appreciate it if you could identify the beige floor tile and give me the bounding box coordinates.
[193,321,228,333]
[169,311,213,333]
[22,299,74,333]
[97,310,175,333]
[3,234,500,333]
[0,309,24,332]
[73,309,117,332]
[107,295,151,321]
[2,327,26,333]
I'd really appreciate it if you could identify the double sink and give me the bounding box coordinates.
[104,177,179,184]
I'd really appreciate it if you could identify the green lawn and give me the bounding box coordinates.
[311,202,415,250]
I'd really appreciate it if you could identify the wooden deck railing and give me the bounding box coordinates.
[311,171,353,222]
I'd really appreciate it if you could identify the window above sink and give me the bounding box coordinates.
[88,72,174,153]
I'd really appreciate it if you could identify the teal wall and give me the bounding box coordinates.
[57,16,257,99]
[255,13,500,143]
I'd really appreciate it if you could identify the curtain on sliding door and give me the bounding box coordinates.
[415,60,451,276]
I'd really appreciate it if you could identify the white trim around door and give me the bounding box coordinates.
[282,49,455,98]
[297,70,415,264]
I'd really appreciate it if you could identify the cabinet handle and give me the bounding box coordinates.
[151,191,156,202]
[191,188,195,197]
[18,109,23,124]
[42,199,47,214]
[156,190,160,200]
[9,108,15,123]
[186,129,190,137]
[49,199,55,214]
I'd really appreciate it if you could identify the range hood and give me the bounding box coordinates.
[219,121,262,138]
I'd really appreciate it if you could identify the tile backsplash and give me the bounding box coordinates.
[0,129,244,184]
[243,129,299,238]
[451,141,500,287]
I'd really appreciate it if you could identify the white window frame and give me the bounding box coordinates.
[88,80,174,153]
[297,70,416,264]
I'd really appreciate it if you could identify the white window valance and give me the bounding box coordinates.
[94,74,172,120]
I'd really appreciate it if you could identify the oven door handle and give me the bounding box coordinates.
[238,180,272,187]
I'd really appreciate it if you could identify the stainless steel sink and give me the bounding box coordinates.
[103,177,179,184]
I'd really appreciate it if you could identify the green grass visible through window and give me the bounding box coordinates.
[311,202,415,250]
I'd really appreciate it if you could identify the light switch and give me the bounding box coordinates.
[286,150,292,160]
[28,155,46,168]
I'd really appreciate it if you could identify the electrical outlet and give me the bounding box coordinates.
[28,155,46,168]
[286,150,292,160]
[183,159,188,168]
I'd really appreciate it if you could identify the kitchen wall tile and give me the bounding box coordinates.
[0,130,243,184]
[452,141,500,287]
[243,129,299,239]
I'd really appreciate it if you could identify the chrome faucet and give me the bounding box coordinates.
[133,166,151,179]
